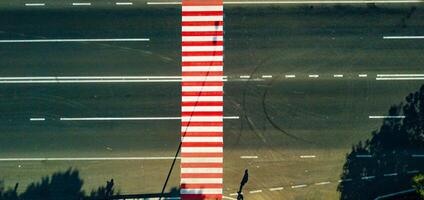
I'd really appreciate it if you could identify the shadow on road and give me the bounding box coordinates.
[0,168,179,200]
[338,85,424,200]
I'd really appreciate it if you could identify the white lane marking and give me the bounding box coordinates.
[407,170,419,174]
[0,157,180,161]
[369,116,405,119]
[361,176,375,180]
[0,80,183,83]
[383,36,424,39]
[285,74,296,78]
[269,187,284,191]
[356,155,372,158]
[333,74,343,78]
[300,155,316,158]
[182,6,223,11]
[315,181,331,185]
[262,75,273,78]
[25,3,45,6]
[30,118,45,121]
[148,0,424,5]
[72,2,92,6]
[383,173,398,177]
[377,77,424,80]
[0,76,179,80]
[358,74,368,77]
[308,74,319,78]
[411,154,424,158]
[240,156,258,159]
[249,190,262,194]
[229,193,238,196]
[338,178,352,182]
[222,196,237,200]
[291,184,307,189]
[0,38,149,43]
[116,2,133,5]
[240,75,251,79]
[377,74,424,77]
[61,116,239,121]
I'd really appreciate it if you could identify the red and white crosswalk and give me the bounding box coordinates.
[181,0,224,199]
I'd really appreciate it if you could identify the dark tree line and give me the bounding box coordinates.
[338,85,424,199]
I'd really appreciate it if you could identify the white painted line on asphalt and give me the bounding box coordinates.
[300,155,316,158]
[383,36,424,39]
[25,3,45,6]
[222,196,237,200]
[377,74,424,77]
[356,154,372,158]
[411,154,424,158]
[358,74,368,77]
[116,2,133,5]
[377,77,424,80]
[148,0,424,5]
[30,118,45,121]
[369,116,405,119]
[338,178,352,182]
[383,173,398,177]
[315,181,331,185]
[72,2,92,6]
[60,116,239,121]
[229,193,238,196]
[361,176,375,180]
[262,75,273,78]
[269,187,284,191]
[0,157,180,161]
[240,156,258,159]
[285,74,296,78]
[249,190,262,194]
[308,74,319,78]
[240,75,250,79]
[0,38,149,43]
[291,184,307,189]
[333,74,343,78]
[407,170,419,174]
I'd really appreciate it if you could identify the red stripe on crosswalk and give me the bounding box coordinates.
[182,11,224,16]
[182,31,223,36]
[181,122,223,126]
[181,163,223,168]
[181,132,223,137]
[182,51,223,56]
[181,173,223,178]
[181,142,223,147]
[182,61,223,66]
[181,152,223,157]
[181,112,223,116]
[181,184,223,189]
[182,41,223,46]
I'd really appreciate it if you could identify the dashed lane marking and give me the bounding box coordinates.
[369,116,405,119]
[358,74,368,77]
[72,2,92,6]
[407,170,419,174]
[291,184,307,189]
[315,181,331,185]
[356,154,372,158]
[249,190,262,194]
[115,2,133,5]
[269,187,284,191]
[383,173,398,177]
[262,75,273,78]
[333,74,343,78]
[30,118,45,121]
[240,156,258,159]
[240,75,250,79]
[285,74,296,78]
[25,3,45,6]
[412,154,424,158]
[361,176,375,180]
[308,74,319,78]
[300,155,316,158]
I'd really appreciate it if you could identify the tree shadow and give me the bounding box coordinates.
[338,85,424,200]
[0,168,179,200]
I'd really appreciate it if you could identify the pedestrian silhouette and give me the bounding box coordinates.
[238,169,249,193]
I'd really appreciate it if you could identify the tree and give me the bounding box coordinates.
[413,174,424,198]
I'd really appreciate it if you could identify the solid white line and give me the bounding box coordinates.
[30,118,45,121]
[300,155,316,158]
[285,74,296,78]
[0,38,149,43]
[377,74,424,77]
[369,116,405,119]
[377,77,424,80]
[61,116,239,121]
[116,2,133,5]
[308,74,319,78]
[291,184,307,189]
[72,2,92,6]
[0,76,179,80]
[240,156,258,159]
[383,36,424,39]
[249,190,262,194]
[148,0,424,5]
[269,187,284,191]
[333,74,343,78]
[0,80,182,83]
[25,3,45,6]
[0,157,180,161]
[358,74,368,77]
[315,181,331,185]
[262,75,273,78]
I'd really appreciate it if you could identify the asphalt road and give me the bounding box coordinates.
[0,2,423,199]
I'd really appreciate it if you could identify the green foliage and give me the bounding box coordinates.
[413,174,424,197]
